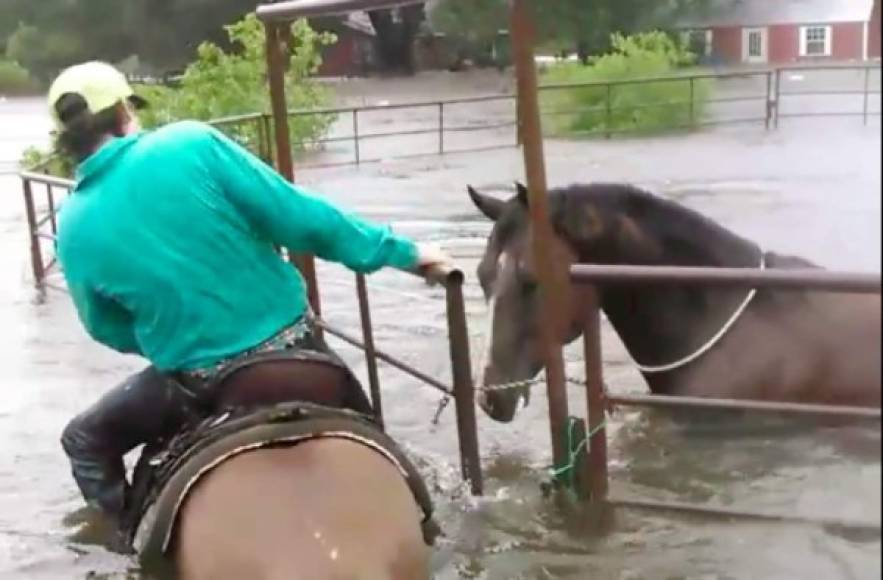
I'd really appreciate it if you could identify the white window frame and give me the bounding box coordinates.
[800,25,833,57]
[742,27,768,63]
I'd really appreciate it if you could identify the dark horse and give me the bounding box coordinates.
[468,182,881,423]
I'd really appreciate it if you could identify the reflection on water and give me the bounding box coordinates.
[0,93,880,578]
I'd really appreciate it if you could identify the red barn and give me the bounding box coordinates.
[870,0,881,59]
[311,12,378,78]
[679,0,878,66]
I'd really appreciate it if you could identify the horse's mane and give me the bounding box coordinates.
[548,182,761,266]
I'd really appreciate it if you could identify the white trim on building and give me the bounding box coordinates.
[799,24,833,57]
[742,27,769,63]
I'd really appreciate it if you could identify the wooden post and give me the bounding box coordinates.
[509,0,570,472]
[264,21,322,319]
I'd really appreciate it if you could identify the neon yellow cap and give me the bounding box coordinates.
[47,61,147,128]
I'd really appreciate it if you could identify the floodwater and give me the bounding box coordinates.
[0,71,880,579]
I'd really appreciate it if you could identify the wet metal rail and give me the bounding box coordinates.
[204,63,880,171]
[20,171,74,286]
[19,166,483,494]
[17,0,881,523]
[257,0,484,495]
[572,263,882,530]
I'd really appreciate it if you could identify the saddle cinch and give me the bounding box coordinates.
[123,349,440,575]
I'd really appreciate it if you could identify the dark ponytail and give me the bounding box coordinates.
[54,93,124,162]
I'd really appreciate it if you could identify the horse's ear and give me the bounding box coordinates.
[515,181,529,207]
[468,185,505,221]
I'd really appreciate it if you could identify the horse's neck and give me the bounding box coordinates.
[585,210,763,388]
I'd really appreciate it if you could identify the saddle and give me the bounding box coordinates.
[123,350,439,574]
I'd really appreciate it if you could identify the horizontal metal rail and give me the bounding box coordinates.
[607,393,881,420]
[571,265,881,294]
[198,63,880,173]
[19,172,75,189]
[317,321,453,395]
[578,262,882,527]
[608,495,881,532]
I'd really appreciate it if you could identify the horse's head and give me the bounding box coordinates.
[470,181,774,414]
[468,183,588,423]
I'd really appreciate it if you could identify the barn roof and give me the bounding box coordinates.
[678,0,875,28]
[257,0,422,22]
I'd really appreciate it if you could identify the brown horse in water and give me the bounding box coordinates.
[468,182,881,423]
[124,354,433,579]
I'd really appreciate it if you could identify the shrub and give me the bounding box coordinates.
[20,146,73,177]
[6,23,84,83]
[540,31,713,137]
[0,58,38,95]
[21,14,337,177]
[137,14,337,154]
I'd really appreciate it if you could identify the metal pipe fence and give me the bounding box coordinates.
[15,61,882,502]
[203,63,879,169]
[571,263,882,529]
[18,167,484,493]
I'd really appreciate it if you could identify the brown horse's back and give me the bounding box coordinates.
[682,291,881,408]
[812,292,881,407]
[176,439,430,580]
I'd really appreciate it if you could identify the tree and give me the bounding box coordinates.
[428,0,711,63]
[367,4,427,73]
[429,0,508,65]
[6,24,87,82]
[1,0,262,78]
[22,13,338,177]
[128,0,259,74]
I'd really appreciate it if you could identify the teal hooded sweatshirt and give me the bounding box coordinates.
[57,120,418,372]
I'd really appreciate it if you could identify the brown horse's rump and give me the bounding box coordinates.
[126,402,437,577]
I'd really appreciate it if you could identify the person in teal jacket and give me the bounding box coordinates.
[48,62,450,538]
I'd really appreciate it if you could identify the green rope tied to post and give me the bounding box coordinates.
[548,416,607,493]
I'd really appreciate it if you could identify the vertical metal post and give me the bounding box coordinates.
[255,116,266,162]
[509,0,571,472]
[438,102,445,155]
[605,82,613,138]
[688,77,695,126]
[445,274,483,495]
[256,115,269,163]
[264,22,323,321]
[353,109,361,165]
[863,66,871,126]
[22,179,45,287]
[582,287,608,501]
[355,274,383,426]
[262,113,274,164]
[765,71,773,130]
[571,418,591,500]
[45,184,57,237]
[773,67,782,129]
